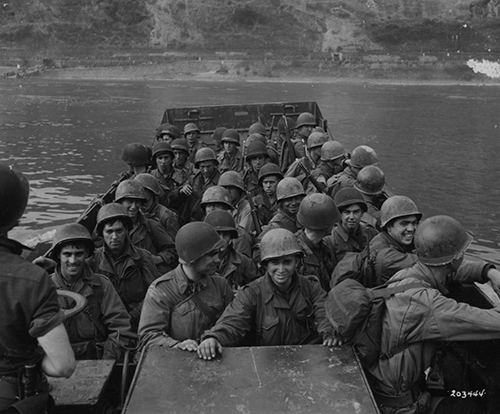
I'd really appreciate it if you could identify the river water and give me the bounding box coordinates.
[1,79,499,259]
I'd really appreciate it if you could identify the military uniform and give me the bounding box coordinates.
[327,166,357,198]
[327,223,378,263]
[51,264,132,360]
[91,241,159,330]
[243,168,260,197]
[253,190,277,226]
[295,230,338,292]
[218,244,258,290]
[201,273,331,346]
[138,265,234,348]
[143,202,179,241]
[150,168,185,208]
[233,197,254,234]
[262,209,302,234]
[0,237,64,409]
[368,260,499,414]
[217,149,244,173]
[129,212,177,273]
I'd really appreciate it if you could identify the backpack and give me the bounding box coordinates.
[326,278,422,368]
[330,243,378,289]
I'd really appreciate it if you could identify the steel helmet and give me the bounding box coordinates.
[347,145,378,169]
[245,141,268,160]
[415,215,473,266]
[171,138,189,154]
[380,195,422,229]
[297,193,340,231]
[47,223,94,259]
[183,122,200,136]
[175,221,223,264]
[152,142,174,159]
[260,228,303,262]
[258,163,283,183]
[221,128,240,145]
[157,123,181,140]
[295,112,316,129]
[334,187,367,212]
[307,131,329,150]
[321,141,345,161]
[211,127,227,147]
[134,173,162,197]
[218,171,244,192]
[204,210,238,238]
[115,179,147,203]
[248,122,267,136]
[355,165,385,195]
[277,116,295,134]
[121,143,150,167]
[194,147,218,167]
[200,186,233,210]
[0,164,29,229]
[276,177,305,201]
[245,133,267,148]
[95,203,132,235]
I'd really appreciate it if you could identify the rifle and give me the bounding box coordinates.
[267,115,278,149]
[298,160,326,194]
[245,192,262,235]
[279,115,298,173]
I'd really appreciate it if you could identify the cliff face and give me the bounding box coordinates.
[1,0,499,55]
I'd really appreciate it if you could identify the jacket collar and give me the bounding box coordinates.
[0,236,32,255]
[174,264,209,295]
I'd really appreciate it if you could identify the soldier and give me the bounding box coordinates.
[354,165,388,229]
[171,138,195,182]
[310,140,346,187]
[47,223,133,360]
[328,187,378,262]
[155,123,181,143]
[197,228,335,359]
[134,173,179,240]
[149,141,183,208]
[243,141,270,197]
[184,122,202,162]
[278,116,297,172]
[115,179,177,273]
[138,222,234,352]
[91,203,159,330]
[244,132,279,166]
[218,171,254,234]
[262,177,305,234]
[253,162,283,226]
[295,193,341,291]
[191,148,220,196]
[360,215,500,413]
[199,186,253,258]
[120,143,150,177]
[210,126,227,154]
[204,211,257,290]
[327,145,378,198]
[293,112,317,158]
[0,165,74,411]
[217,128,244,173]
[248,121,267,137]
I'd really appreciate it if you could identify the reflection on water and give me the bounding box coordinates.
[1,79,499,260]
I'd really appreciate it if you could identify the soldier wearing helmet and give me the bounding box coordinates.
[133,173,179,240]
[293,112,317,158]
[120,143,151,178]
[183,122,202,162]
[243,140,271,196]
[354,165,388,229]
[253,162,283,226]
[171,138,195,181]
[198,228,336,359]
[138,222,234,353]
[217,128,244,173]
[150,141,183,207]
[327,145,378,199]
[48,223,133,360]
[362,215,500,413]
[199,186,253,259]
[155,123,181,144]
[115,179,177,273]
[295,193,341,291]
[310,140,346,187]
[204,211,257,290]
[90,203,159,330]
[191,147,220,195]
[326,187,378,264]
[0,164,75,410]
[210,126,227,154]
[261,177,306,235]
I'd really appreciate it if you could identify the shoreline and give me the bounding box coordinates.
[3,63,500,87]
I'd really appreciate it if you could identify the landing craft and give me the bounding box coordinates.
[13,102,500,413]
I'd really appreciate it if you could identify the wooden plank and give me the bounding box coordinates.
[49,360,115,407]
[124,345,379,414]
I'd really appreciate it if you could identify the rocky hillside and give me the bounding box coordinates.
[1,0,500,61]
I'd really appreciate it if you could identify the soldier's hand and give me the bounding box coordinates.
[174,339,199,352]
[197,338,222,360]
[179,184,193,196]
[152,255,164,266]
[32,256,56,272]
[487,268,500,296]
[323,333,343,347]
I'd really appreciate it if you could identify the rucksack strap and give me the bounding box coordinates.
[371,282,423,300]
